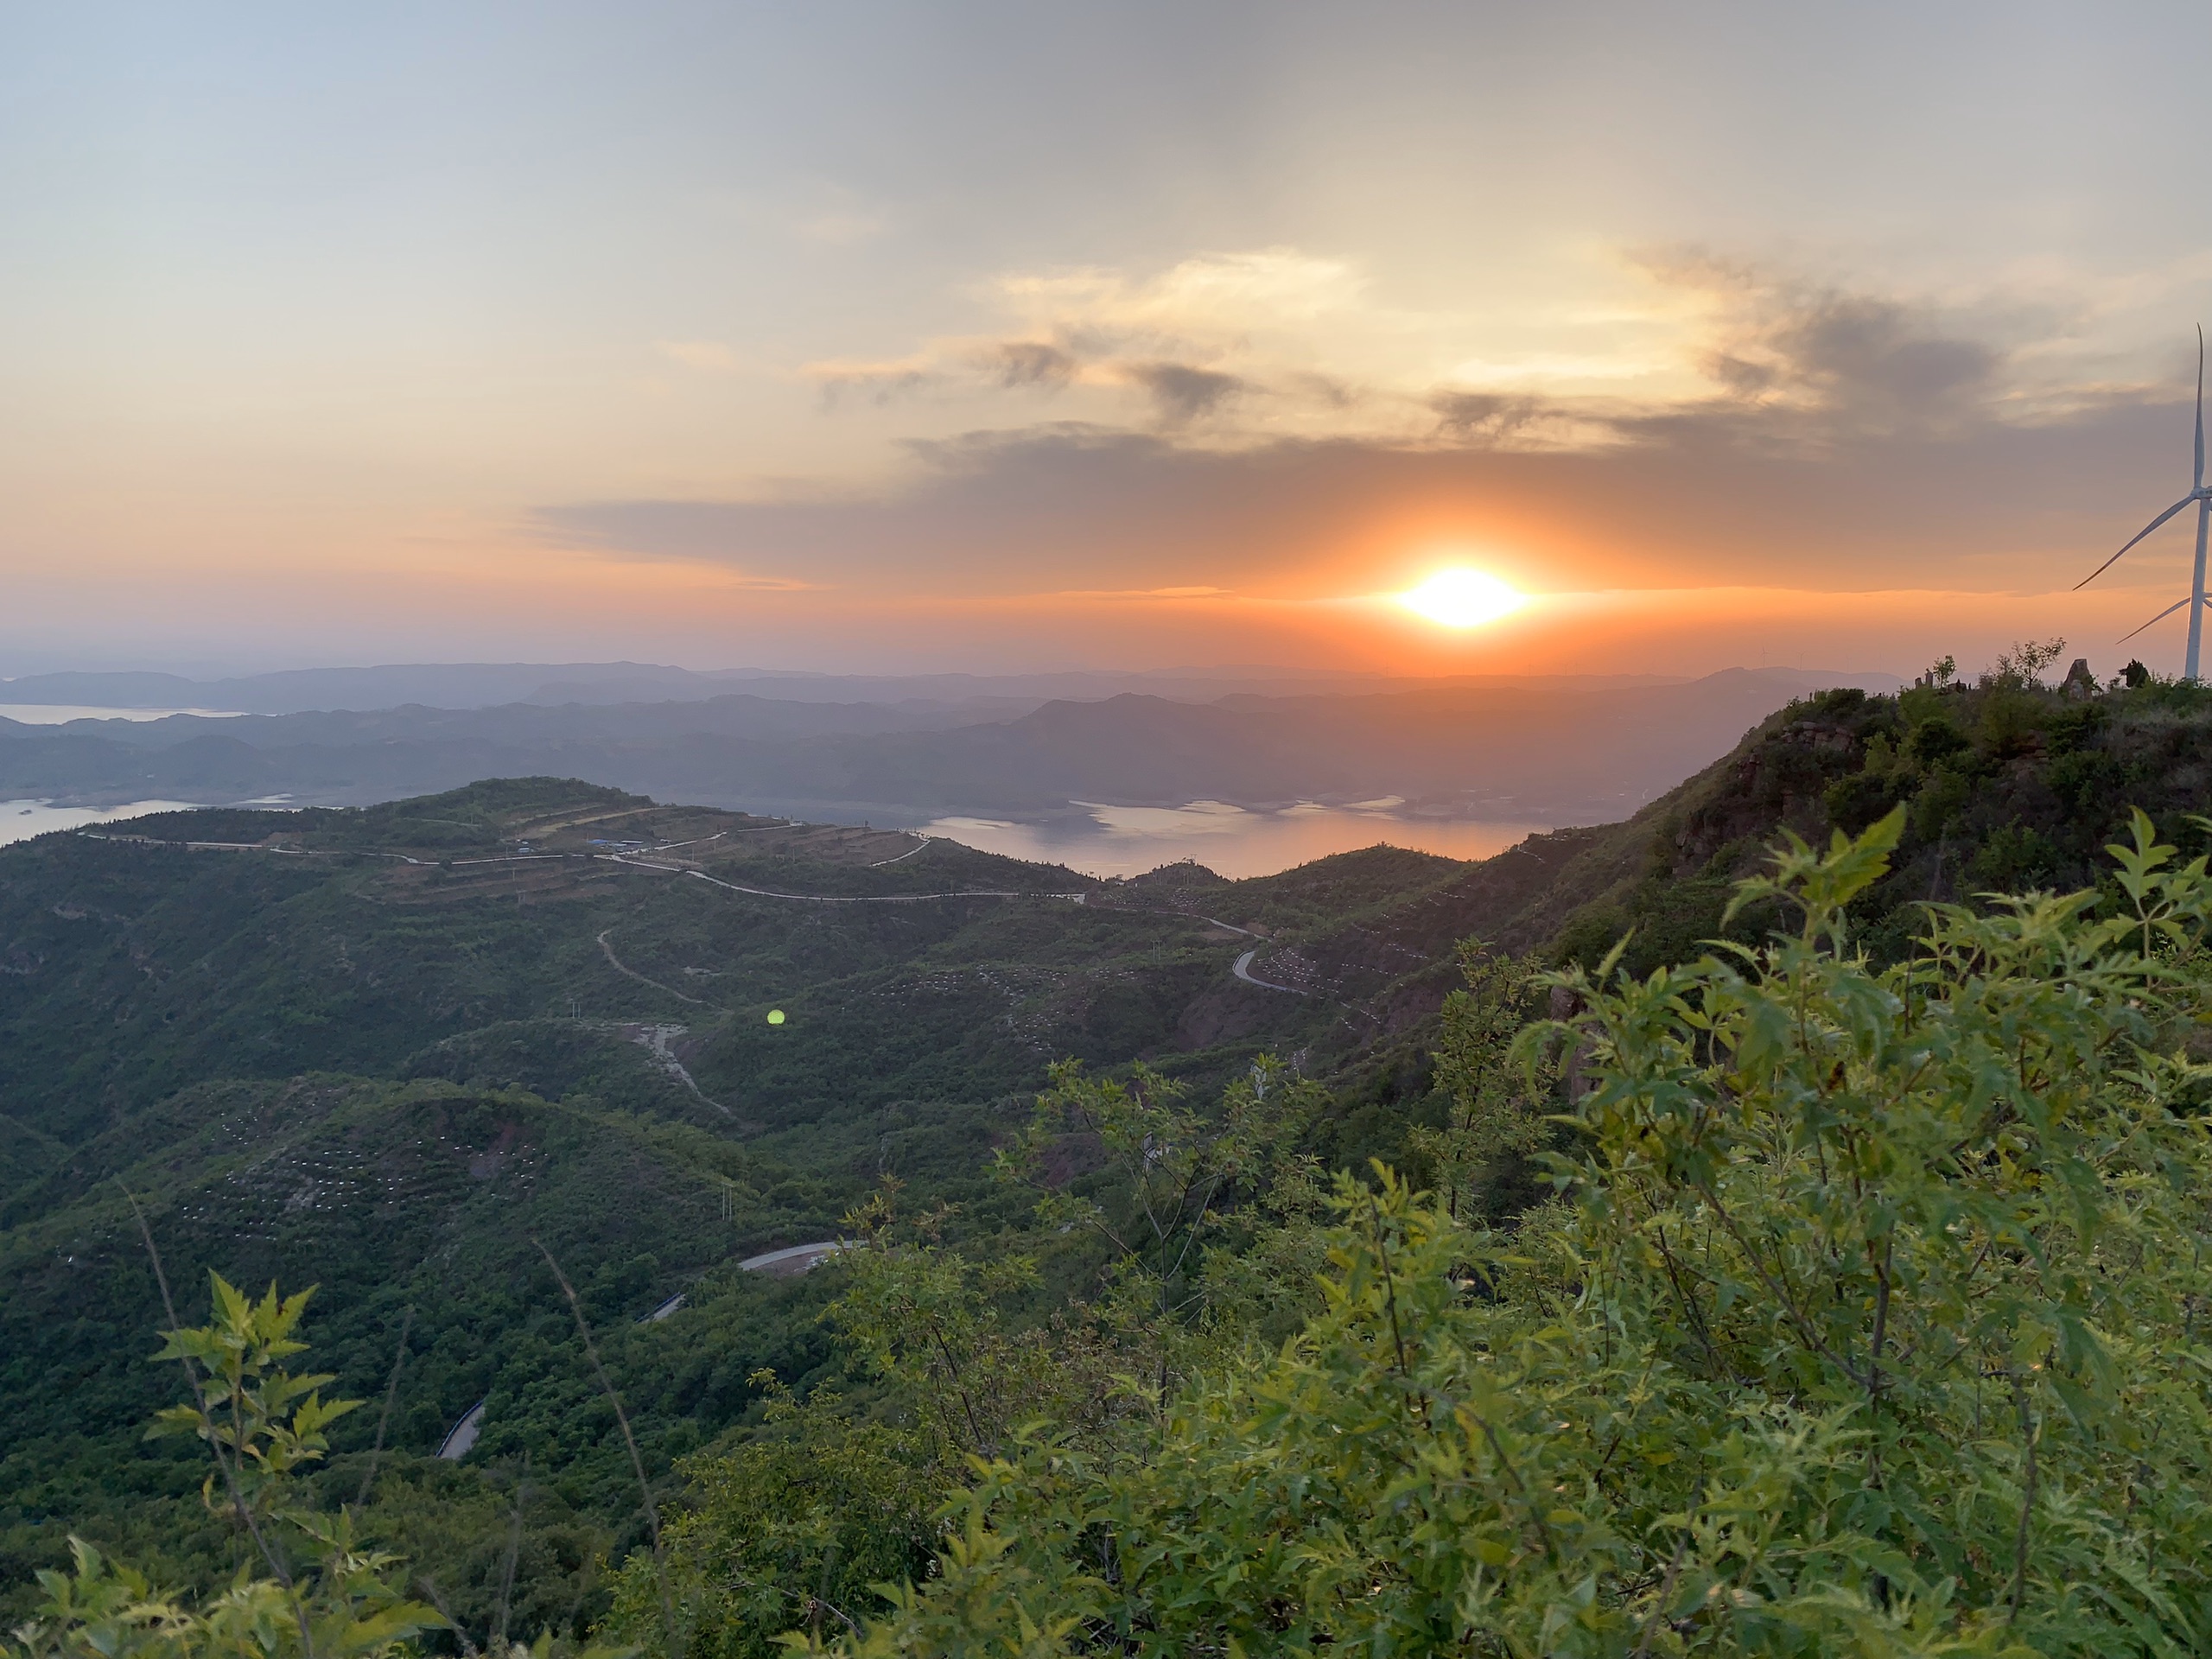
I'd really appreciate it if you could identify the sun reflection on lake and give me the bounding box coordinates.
[921,800,1552,880]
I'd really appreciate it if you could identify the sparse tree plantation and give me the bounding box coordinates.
[15,677,2212,1656]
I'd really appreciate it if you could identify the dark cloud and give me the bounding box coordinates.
[1641,253,2006,437]
[1429,391,1546,445]
[537,383,2196,600]
[1284,371,1360,410]
[1122,360,1245,423]
[543,275,2201,603]
[973,340,1078,389]
[1717,295,1999,430]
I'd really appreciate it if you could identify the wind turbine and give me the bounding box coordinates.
[2076,327,2212,679]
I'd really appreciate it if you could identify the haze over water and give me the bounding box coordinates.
[0,800,206,845]
[0,797,1553,876]
[0,706,245,724]
[922,801,1553,880]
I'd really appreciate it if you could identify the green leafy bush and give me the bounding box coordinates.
[601,1380,938,1659]
[9,1275,442,1659]
[791,809,2212,1655]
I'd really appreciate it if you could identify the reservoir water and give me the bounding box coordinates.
[0,794,1563,880]
[921,800,1556,880]
[0,800,207,847]
[0,704,245,724]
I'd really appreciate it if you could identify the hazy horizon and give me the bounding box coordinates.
[10,4,2212,686]
[0,655,1908,688]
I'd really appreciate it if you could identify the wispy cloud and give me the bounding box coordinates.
[969,340,1078,389]
[990,247,1367,337]
[1636,251,2006,437]
[795,247,1379,433]
[1428,391,1548,447]
[1119,361,1246,424]
[785,244,2084,450]
[801,355,939,405]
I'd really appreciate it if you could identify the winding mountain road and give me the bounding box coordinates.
[1232,948,1309,995]
[82,830,1294,1001]
[739,1240,850,1274]
[596,929,703,1004]
[601,851,1085,906]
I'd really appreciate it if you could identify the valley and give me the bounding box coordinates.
[9,674,2212,1647]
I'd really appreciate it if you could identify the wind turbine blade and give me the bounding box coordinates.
[2196,324,2203,489]
[2117,594,2196,644]
[2075,496,2197,588]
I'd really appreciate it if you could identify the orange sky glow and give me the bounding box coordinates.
[9,7,2212,681]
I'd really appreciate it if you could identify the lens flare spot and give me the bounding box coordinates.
[1398,569,1525,628]
[766,1008,785,1025]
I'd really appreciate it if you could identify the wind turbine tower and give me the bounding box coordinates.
[2076,328,2212,680]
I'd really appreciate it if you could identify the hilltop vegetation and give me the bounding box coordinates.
[734,808,2212,1656]
[14,666,2212,1654]
[1419,668,2212,979]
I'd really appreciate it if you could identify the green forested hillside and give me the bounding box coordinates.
[1531,674,2212,974]
[13,673,2212,1657]
[0,778,1469,1634]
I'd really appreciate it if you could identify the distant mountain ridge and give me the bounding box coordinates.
[1,659,1903,715]
[0,667,1900,821]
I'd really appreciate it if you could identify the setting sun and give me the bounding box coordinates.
[1397,568,1527,628]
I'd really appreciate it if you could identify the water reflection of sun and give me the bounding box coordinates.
[921,803,1551,880]
[1398,569,1525,628]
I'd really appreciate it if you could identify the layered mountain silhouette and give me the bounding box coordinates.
[0,665,1894,821]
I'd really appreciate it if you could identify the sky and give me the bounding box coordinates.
[9,1,2212,680]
